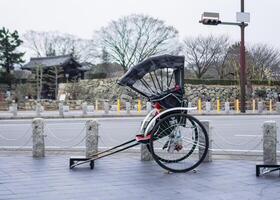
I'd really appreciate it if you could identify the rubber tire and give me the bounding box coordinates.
[149,113,209,173]
[90,161,95,170]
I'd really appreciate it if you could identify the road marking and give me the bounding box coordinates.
[234,134,261,137]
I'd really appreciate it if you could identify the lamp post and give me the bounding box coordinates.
[199,0,249,113]
[65,73,69,84]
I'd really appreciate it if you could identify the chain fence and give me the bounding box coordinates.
[0,124,32,151]
[0,119,279,160]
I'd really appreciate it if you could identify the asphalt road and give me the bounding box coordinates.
[0,115,279,152]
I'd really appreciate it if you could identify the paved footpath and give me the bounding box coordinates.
[0,152,279,200]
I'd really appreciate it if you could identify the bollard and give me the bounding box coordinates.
[198,98,202,113]
[85,120,99,158]
[146,102,152,113]
[269,100,273,112]
[137,99,142,113]
[12,103,17,117]
[141,144,153,161]
[276,102,280,113]
[36,103,41,117]
[126,102,131,114]
[32,118,45,158]
[236,100,240,113]
[252,99,256,112]
[82,102,87,115]
[216,98,220,113]
[199,120,212,162]
[258,101,263,113]
[225,102,230,114]
[95,100,98,111]
[188,102,192,113]
[263,121,277,165]
[205,102,211,113]
[104,101,109,114]
[117,99,121,113]
[58,102,64,117]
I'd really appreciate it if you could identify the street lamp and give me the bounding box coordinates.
[65,73,69,84]
[199,0,250,113]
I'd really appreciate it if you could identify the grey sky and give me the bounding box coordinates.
[1,0,279,49]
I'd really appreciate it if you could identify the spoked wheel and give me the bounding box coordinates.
[149,112,209,173]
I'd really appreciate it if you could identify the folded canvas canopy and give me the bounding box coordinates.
[118,55,185,87]
[118,55,185,108]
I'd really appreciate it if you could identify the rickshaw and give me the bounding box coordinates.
[70,55,209,173]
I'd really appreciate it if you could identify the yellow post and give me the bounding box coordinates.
[217,98,220,113]
[117,99,121,112]
[252,99,256,112]
[198,98,202,113]
[236,99,240,113]
[95,99,98,111]
[138,99,141,112]
[269,99,273,112]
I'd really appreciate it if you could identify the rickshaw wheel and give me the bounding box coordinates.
[146,116,198,163]
[149,112,209,173]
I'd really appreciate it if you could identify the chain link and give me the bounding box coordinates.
[45,124,86,143]
[1,135,33,151]
[0,125,32,141]
[211,126,261,147]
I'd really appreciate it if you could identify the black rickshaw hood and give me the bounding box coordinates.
[118,54,185,87]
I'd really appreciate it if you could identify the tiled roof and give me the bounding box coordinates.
[22,55,81,69]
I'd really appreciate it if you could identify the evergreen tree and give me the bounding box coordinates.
[0,27,25,74]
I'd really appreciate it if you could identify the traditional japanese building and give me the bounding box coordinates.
[22,54,88,99]
[22,54,86,79]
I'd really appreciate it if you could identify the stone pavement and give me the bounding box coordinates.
[0,152,279,200]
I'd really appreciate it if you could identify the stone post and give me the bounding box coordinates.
[141,144,153,161]
[58,102,64,117]
[199,120,212,162]
[12,103,17,117]
[32,118,45,158]
[126,102,131,114]
[263,121,277,165]
[36,103,41,117]
[146,102,152,113]
[258,101,264,113]
[85,120,99,158]
[205,102,211,113]
[104,102,109,114]
[276,102,280,114]
[225,102,230,114]
[82,102,87,115]
[188,102,192,113]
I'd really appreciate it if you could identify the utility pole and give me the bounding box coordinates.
[199,0,249,113]
[239,0,246,113]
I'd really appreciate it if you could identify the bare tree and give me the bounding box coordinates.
[248,44,280,80]
[34,65,43,100]
[44,66,64,99]
[182,35,227,79]
[22,31,97,63]
[95,14,179,71]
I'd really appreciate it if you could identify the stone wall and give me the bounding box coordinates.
[62,79,280,105]
[185,84,280,104]
[3,78,279,111]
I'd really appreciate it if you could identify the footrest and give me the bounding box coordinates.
[69,156,95,170]
[256,164,280,177]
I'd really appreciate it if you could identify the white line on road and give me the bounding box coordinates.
[234,134,262,137]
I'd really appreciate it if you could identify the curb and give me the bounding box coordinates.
[0,112,279,120]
